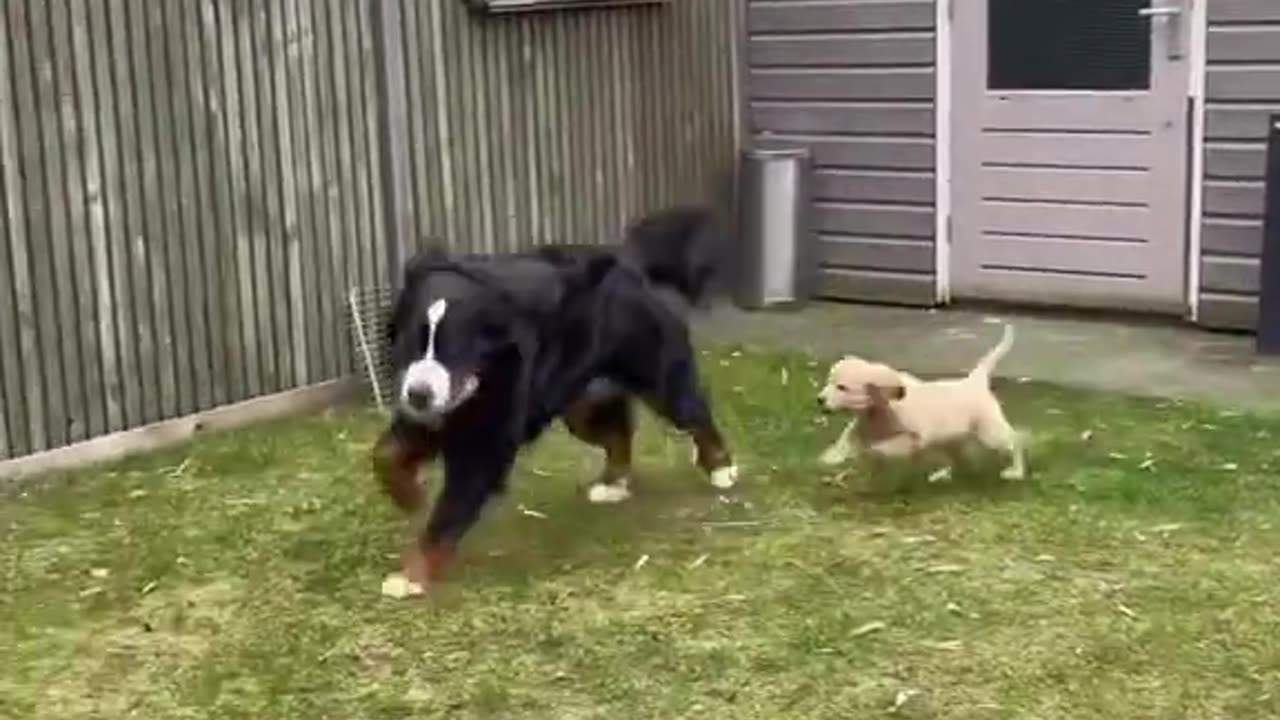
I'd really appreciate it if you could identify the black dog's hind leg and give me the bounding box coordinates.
[403,447,516,587]
[563,393,635,504]
[645,355,738,490]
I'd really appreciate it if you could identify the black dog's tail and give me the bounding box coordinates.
[618,205,724,308]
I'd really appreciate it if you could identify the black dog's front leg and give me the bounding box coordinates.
[402,446,516,587]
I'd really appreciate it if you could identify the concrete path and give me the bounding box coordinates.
[695,302,1280,412]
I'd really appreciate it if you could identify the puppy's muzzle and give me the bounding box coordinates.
[816,394,834,413]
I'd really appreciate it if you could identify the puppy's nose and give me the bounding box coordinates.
[405,387,434,411]
[815,395,825,407]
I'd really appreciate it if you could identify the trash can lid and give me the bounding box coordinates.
[744,146,811,160]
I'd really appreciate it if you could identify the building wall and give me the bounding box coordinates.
[1198,0,1280,330]
[743,0,938,305]
[0,0,740,463]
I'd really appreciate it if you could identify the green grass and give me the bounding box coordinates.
[4,344,1280,719]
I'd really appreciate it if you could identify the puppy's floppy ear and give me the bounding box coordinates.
[864,382,906,404]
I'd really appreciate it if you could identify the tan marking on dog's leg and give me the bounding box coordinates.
[564,397,635,503]
[372,429,437,514]
[589,430,634,503]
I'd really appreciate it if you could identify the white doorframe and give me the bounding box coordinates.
[937,0,1209,314]
[934,0,953,304]
[1186,0,1208,321]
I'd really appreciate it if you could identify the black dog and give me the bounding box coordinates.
[372,206,738,588]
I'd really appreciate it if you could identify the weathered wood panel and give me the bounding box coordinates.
[397,1,739,252]
[0,0,740,461]
[0,0,382,459]
[1198,0,1280,330]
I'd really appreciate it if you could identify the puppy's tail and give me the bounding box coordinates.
[968,323,1015,384]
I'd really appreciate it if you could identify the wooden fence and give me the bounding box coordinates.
[0,0,741,462]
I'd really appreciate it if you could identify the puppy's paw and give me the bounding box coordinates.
[819,446,850,466]
[999,465,1026,481]
[587,480,632,504]
[710,464,739,489]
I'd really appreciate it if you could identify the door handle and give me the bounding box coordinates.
[1138,3,1185,60]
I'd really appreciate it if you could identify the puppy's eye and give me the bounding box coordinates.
[835,384,850,392]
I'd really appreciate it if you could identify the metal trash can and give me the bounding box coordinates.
[735,146,816,310]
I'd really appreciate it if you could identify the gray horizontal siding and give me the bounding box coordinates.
[745,0,937,306]
[1199,2,1280,330]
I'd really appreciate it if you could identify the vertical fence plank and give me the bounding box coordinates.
[132,0,181,420]
[0,1,34,457]
[161,0,212,413]
[175,0,223,410]
[236,0,273,394]
[216,0,257,401]
[311,0,342,378]
[329,0,357,291]
[475,14,499,253]
[284,0,317,385]
[50,0,98,442]
[356,0,385,285]
[315,0,346,375]
[451,3,480,252]
[86,0,140,431]
[399,0,426,245]
[0,6,13,456]
[508,15,530,249]
[343,0,373,288]
[427,0,457,248]
[110,0,159,425]
[527,12,551,247]
[23,0,71,447]
[252,1,287,391]
[372,0,412,280]
[195,0,239,406]
[146,0,196,417]
[59,0,102,439]
[268,0,306,387]
[67,0,123,434]
[296,0,331,378]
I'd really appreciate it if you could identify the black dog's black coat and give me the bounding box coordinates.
[374,206,735,584]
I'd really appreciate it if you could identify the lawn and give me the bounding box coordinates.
[3,344,1280,719]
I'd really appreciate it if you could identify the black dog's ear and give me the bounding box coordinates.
[864,382,906,404]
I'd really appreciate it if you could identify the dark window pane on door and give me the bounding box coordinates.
[989,0,1150,91]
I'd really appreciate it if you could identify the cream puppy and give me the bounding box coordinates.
[816,324,1025,480]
